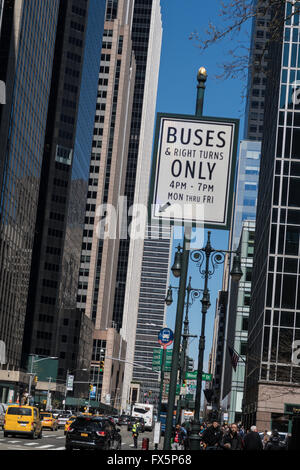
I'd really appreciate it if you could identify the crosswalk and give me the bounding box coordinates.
[1,435,66,451]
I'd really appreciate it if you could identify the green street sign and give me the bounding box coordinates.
[165,384,180,396]
[152,348,173,371]
[185,371,212,381]
[202,373,212,382]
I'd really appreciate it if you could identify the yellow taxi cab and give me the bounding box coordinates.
[4,405,42,439]
[40,411,58,431]
[64,415,77,435]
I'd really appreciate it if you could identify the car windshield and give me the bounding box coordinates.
[41,413,52,418]
[7,407,32,416]
[71,418,105,431]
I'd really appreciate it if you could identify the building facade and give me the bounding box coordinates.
[119,0,163,411]
[130,224,172,409]
[244,1,300,433]
[244,0,270,141]
[0,0,60,401]
[22,0,105,394]
[222,221,256,423]
[75,0,136,408]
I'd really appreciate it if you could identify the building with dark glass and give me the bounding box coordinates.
[244,0,270,141]
[0,0,60,403]
[21,0,106,396]
[244,1,300,432]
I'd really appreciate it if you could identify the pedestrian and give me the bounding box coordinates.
[262,430,270,449]
[239,425,245,438]
[171,424,185,450]
[132,421,140,449]
[243,425,263,450]
[181,422,190,450]
[221,423,243,450]
[201,421,223,450]
[264,430,285,451]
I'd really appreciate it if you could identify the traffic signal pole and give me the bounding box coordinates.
[163,68,207,450]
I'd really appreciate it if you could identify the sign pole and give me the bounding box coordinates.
[157,346,166,422]
[163,68,207,450]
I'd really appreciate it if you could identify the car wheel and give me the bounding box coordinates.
[3,431,8,438]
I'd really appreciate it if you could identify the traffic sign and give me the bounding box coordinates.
[149,113,239,228]
[158,328,174,348]
[185,371,212,381]
[152,348,173,371]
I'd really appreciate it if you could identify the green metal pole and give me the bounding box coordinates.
[163,234,190,449]
[176,279,191,425]
[157,347,166,420]
[163,68,207,450]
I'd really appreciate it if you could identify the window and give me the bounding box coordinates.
[240,342,248,355]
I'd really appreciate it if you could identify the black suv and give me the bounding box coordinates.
[65,416,121,451]
[127,417,145,433]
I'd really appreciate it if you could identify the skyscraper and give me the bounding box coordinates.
[22,0,106,391]
[0,1,59,400]
[244,1,300,432]
[244,0,270,141]
[219,140,260,422]
[118,0,163,411]
[130,224,172,407]
[76,0,163,408]
[76,0,136,407]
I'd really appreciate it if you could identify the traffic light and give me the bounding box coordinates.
[187,357,194,372]
[34,375,38,384]
[89,384,93,391]
[182,379,187,387]
[99,360,105,372]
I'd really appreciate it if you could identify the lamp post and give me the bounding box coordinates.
[27,355,58,403]
[165,277,200,424]
[188,231,243,450]
[64,368,87,410]
[163,67,207,450]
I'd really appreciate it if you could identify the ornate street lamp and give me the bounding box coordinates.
[171,245,182,278]
[188,231,243,450]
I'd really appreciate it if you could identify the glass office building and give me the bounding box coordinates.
[22,0,105,384]
[0,0,59,375]
[232,141,261,250]
[244,1,300,432]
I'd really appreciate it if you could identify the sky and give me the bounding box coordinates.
[155,0,252,371]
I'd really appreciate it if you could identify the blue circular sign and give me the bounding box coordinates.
[158,328,174,346]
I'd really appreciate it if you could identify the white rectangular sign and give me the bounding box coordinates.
[67,375,74,391]
[150,115,238,227]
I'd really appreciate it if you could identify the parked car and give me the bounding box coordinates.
[40,412,58,431]
[127,417,145,433]
[65,416,122,451]
[117,414,129,426]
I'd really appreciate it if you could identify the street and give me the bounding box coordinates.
[0,427,160,451]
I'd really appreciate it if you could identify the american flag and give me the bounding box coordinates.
[228,346,239,371]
